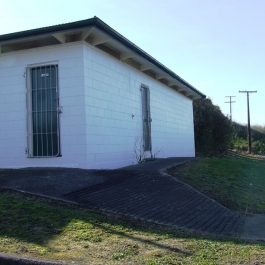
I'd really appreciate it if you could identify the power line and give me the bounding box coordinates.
[239,90,257,154]
[225,96,236,120]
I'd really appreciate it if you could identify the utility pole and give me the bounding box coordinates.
[239,90,257,154]
[225,96,236,120]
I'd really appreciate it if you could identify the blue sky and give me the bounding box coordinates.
[1,0,264,125]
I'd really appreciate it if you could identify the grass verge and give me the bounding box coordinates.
[167,154,265,214]
[0,189,265,265]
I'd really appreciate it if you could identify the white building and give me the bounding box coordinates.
[0,17,205,169]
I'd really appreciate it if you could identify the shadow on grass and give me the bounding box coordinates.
[0,190,192,255]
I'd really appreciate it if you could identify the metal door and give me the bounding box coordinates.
[141,85,152,151]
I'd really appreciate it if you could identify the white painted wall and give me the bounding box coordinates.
[82,43,195,169]
[0,41,195,169]
[0,43,87,168]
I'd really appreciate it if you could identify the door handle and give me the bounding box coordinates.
[57,106,63,113]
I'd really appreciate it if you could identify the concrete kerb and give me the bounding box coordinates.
[0,252,68,265]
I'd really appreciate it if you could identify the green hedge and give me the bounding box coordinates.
[193,98,234,156]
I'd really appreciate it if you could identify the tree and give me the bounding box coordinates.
[193,98,234,156]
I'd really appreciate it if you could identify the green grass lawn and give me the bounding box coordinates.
[167,154,265,214]
[0,155,265,264]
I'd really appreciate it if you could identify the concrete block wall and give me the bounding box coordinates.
[150,82,195,158]
[83,43,195,169]
[83,44,141,169]
[0,41,195,169]
[0,43,87,168]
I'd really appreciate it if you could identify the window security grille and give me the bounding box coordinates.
[27,65,60,157]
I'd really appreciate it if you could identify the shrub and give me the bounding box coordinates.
[193,98,234,156]
[233,123,265,154]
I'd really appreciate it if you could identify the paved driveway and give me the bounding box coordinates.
[0,158,244,237]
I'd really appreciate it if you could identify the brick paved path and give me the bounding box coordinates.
[64,169,244,237]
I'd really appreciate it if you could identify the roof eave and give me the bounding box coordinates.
[0,16,206,99]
